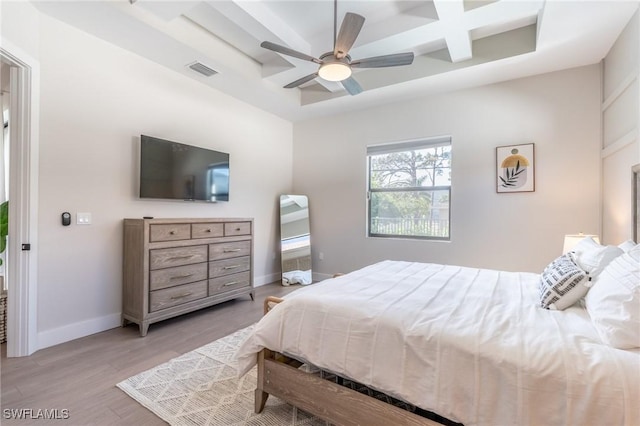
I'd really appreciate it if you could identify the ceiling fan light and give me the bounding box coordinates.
[318,62,352,82]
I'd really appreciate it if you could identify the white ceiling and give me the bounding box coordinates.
[32,0,639,122]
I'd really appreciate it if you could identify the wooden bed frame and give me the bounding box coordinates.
[253,296,446,426]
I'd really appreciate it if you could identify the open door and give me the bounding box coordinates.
[1,45,39,357]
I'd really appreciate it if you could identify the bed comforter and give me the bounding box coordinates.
[236,260,640,426]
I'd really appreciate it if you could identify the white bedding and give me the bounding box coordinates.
[236,260,640,426]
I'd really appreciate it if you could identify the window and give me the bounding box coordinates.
[367,136,451,240]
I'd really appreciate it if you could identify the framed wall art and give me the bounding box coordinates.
[496,143,535,193]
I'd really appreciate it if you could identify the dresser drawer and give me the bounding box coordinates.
[149,281,207,312]
[209,271,251,295]
[209,240,251,260]
[149,224,191,242]
[150,263,208,291]
[209,256,250,278]
[224,222,251,236]
[192,223,224,239]
[150,245,208,270]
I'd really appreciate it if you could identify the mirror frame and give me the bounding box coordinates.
[279,195,312,285]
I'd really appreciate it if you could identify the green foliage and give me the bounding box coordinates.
[369,146,451,221]
[0,201,7,266]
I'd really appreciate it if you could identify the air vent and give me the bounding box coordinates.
[187,61,218,77]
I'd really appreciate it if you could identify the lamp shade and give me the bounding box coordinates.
[563,233,600,254]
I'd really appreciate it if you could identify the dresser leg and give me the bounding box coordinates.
[122,317,129,327]
[139,322,149,337]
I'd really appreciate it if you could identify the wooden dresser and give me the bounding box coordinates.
[122,218,254,336]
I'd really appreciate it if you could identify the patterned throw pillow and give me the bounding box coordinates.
[539,253,591,310]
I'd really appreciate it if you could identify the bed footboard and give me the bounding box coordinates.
[255,348,443,426]
[254,295,444,425]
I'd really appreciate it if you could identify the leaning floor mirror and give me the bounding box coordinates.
[279,195,312,285]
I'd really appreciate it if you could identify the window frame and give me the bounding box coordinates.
[366,136,451,241]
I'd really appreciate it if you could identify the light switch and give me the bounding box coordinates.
[77,212,92,225]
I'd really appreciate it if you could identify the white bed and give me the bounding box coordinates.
[236,260,640,426]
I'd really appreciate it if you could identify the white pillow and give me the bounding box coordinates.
[618,240,637,253]
[539,253,591,310]
[585,245,640,349]
[571,237,623,277]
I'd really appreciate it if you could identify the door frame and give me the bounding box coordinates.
[1,41,39,357]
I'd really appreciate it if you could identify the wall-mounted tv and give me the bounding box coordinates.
[139,135,229,202]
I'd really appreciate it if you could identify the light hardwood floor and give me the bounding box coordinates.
[1,282,299,425]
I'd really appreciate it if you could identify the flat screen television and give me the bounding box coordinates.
[139,135,229,202]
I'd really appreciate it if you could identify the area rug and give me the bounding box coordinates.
[117,325,327,426]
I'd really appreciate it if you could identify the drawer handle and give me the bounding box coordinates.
[170,231,176,235]
[235,227,241,231]
[223,265,240,270]
[223,248,242,253]
[205,229,212,233]
[223,281,239,287]
[169,255,194,260]
[170,292,193,299]
[170,274,193,279]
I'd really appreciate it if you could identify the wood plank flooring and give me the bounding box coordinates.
[0,282,299,425]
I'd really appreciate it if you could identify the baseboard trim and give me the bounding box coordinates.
[255,272,281,287]
[36,272,296,350]
[37,312,121,351]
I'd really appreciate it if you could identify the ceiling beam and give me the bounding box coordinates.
[205,0,311,58]
[349,0,543,63]
[433,0,472,62]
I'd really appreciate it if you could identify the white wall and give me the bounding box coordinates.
[33,14,293,348]
[602,10,640,244]
[293,65,602,276]
[0,1,40,59]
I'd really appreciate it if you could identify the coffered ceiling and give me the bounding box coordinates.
[32,1,639,121]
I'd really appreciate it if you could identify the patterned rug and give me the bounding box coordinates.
[117,325,327,425]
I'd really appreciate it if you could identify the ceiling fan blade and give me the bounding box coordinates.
[351,52,415,68]
[341,76,363,96]
[261,41,321,64]
[284,73,319,89]
[334,13,365,59]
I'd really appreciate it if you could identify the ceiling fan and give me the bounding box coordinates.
[260,0,415,95]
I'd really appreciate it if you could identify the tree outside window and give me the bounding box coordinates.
[367,137,451,239]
